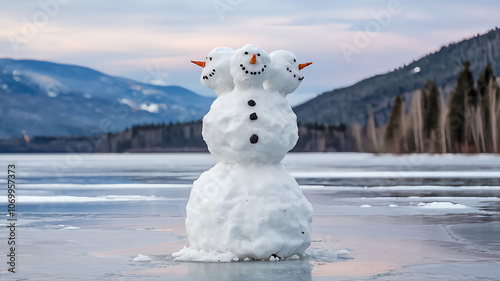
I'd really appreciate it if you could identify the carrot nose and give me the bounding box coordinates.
[298,62,312,70]
[250,54,257,64]
[191,60,206,68]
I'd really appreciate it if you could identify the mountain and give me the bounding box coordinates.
[294,28,500,126]
[0,59,214,139]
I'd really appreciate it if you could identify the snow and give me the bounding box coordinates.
[133,254,152,262]
[179,44,313,261]
[183,163,312,260]
[417,202,469,209]
[139,103,160,113]
[263,50,309,96]
[360,204,372,208]
[197,47,235,97]
[172,246,236,263]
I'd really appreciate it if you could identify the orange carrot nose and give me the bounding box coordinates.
[250,54,257,64]
[191,60,206,68]
[298,62,312,70]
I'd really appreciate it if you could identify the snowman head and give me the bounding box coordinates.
[263,50,312,96]
[230,44,271,89]
[191,47,235,97]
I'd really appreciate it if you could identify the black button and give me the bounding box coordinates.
[247,100,256,106]
[249,113,258,120]
[250,134,259,144]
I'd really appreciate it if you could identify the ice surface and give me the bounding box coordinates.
[0,153,498,280]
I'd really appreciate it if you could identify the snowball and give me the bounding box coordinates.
[200,47,235,97]
[264,50,305,96]
[133,254,152,262]
[203,90,298,164]
[230,44,271,90]
[185,163,312,260]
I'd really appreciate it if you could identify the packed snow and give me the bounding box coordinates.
[417,202,470,209]
[176,44,313,261]
[133,254,152,262]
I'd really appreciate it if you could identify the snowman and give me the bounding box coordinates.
[191,47,235,97]
[174,44,313,261]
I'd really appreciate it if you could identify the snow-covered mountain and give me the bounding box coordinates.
[0,59,214,139]
[294,28,500,126]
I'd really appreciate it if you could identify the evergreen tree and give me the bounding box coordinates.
[447,61,474,152]
[477,63,494,131]
[422,80,440,140]
[385,95,402,142]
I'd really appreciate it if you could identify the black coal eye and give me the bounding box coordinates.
[294,59,296,62]
[244,52,248,55]
[257,53,260,56]
[209,57,212,61]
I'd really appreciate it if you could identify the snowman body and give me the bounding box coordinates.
[180,44,312,261]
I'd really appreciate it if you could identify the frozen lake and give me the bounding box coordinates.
[0,153,499,280]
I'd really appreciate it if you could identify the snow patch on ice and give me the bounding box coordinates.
[417,202,469,209]
[307,248,352,262]
[389,204,399,207]
[360,204,372,208]
[133,254,152,262]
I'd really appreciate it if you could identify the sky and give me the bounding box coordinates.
[1,0,500,105]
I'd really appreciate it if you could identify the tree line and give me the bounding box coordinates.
[383,62,499,153]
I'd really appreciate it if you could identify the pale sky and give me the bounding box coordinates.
[1,0,500,105]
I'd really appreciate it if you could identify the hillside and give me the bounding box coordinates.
[294,28,500,126]
[0,59,214,139]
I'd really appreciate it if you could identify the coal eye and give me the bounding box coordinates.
[244,52,248,55]
[257,53,260,56]
[294,59,296,62]
[209,57,213,61]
